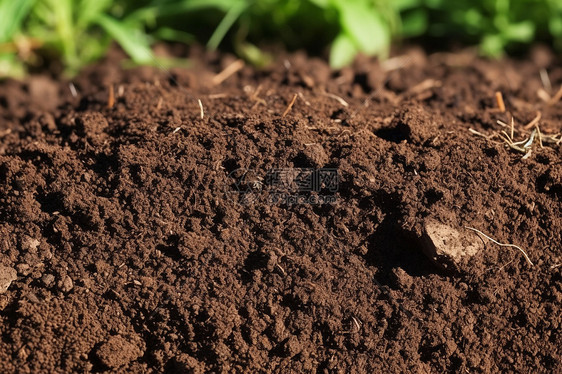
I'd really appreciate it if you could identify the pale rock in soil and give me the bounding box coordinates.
[41,273,55,287]
[0,265,17,293]
[16,263,31,276]
[21,236,40,251]
[420,219,483,272]
[60,275,74,292]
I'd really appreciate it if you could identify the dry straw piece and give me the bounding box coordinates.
[198,99,204,119]
[465,227,533,266]
[469,115,561,159]
[108,84,115,108]
[212,59,244,86]
[282,93,298,118]
[495,91,506,112]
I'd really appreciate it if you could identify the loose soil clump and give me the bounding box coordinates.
[0,47,561,372]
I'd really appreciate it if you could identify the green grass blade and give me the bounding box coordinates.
[95,14,153,64]
[336,1,390,56]
[330,32,358,68]
[0,0,35,42]
[76,0,113,28]
[207,2,247,50]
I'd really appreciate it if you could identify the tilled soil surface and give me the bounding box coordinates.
[0,46,561,373]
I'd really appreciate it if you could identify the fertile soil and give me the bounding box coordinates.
[0,46,561,373]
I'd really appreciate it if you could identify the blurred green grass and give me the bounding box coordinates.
[0,0,561,77]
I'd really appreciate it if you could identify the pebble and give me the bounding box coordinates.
[16,263,31,276]
[420,219,483,272]
[22,236,40,251]
[41,273,55,287]
[60,275,73,292]
[0,265,17,294]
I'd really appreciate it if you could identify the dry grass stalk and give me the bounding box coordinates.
[282,93,298,118]
[523,111,541,130]
[323,92,349,107]
[548,85,562,106]
[198,99,204,119]
[465,227,533,266]
[212,59,244,86]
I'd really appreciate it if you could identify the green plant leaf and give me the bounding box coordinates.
[76,0,113,28]
[207,1,247,50]
[550,17,562,37]
[0,0,35,42]
[480,34,505,57]
[503,21,534,42]
[236,41,272,67]
[95,14,153,64]
[335,1,390,57]
[400,9,427,37]
[153,27,194,44]
[330,32,358,68]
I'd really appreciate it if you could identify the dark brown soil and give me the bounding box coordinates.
[0,46,561,373]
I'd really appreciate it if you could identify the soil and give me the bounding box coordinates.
[0,45,561,373]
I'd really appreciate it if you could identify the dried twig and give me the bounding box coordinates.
[495,91,506,112]
[108,84,115,108]
[198,99,204,119]
[297,92,311,106]
[469,128,495,140]
[282,93,298,118]
[540,69,552,93]
[68,83,78,98]
[352,317,361,332]
[402,79,441,98]
[249,85,266,108]
[323,92,349,107]
[0,129,12,138]
[381,54,416,72]
[537,88,551,102]
[548,85,562,106]
[208,93,227,99]
[523,111,541,130]
[465,227,533,266]
[212,59,244,86]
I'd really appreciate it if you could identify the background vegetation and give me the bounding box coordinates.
[1,0,561,77]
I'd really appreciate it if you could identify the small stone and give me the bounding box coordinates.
[41,274,55,287]
[420,219,483,272]
[60,275,73,292]
[16,263,31,276]
[95,335,143,369]
[22,236,40,251]
[0,265,17,293]
[26,293,40,303]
